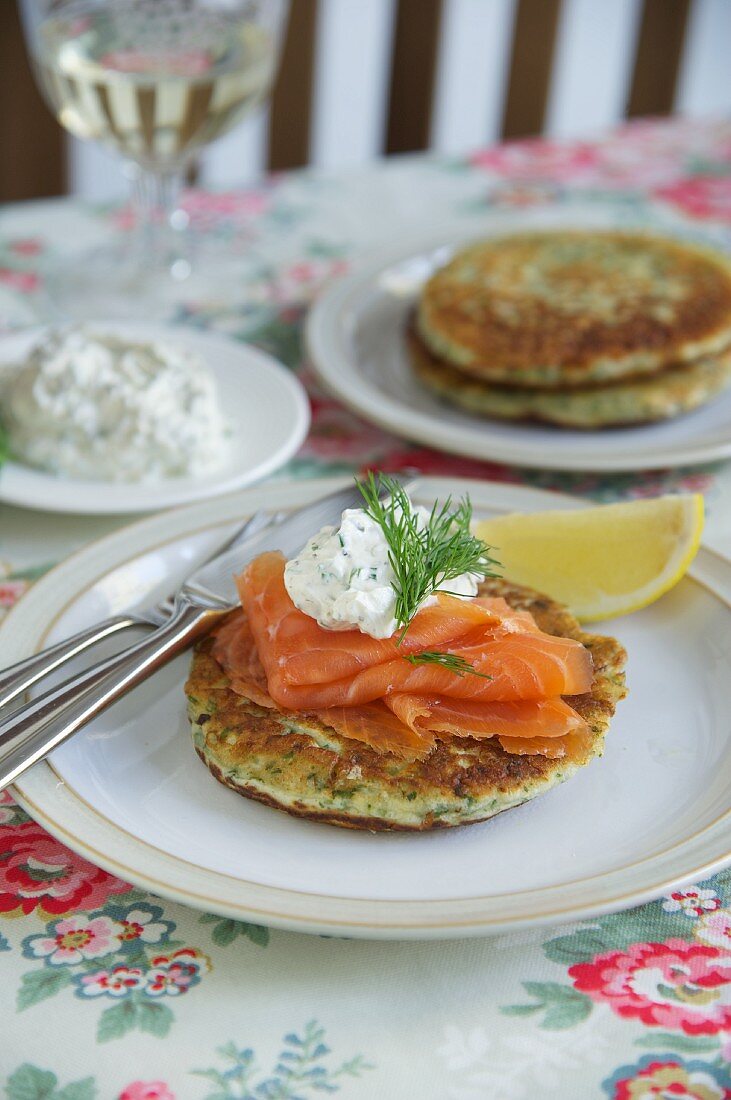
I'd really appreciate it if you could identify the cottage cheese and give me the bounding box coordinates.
[0,327,229,482]
[284,503,481,639]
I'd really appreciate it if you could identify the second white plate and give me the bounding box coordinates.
[307,220,731,472]
[0,323,310,514]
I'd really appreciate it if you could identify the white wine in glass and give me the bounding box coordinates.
[20,0,289,319]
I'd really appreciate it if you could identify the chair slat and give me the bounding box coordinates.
[501,0,563,140]
[268,0,319,171]
[0,3,66,201]
[385,0,444,155]
[627,0,692,118]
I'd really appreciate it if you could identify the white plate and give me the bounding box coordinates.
[2,477,731,939]
[306,222,731,472]
[0,323,310,514]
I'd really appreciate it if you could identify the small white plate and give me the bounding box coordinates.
[306,222,731,472]
[2,476,731,939]
[0,323,310,514]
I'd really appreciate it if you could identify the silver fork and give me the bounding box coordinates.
[0,510,275,713]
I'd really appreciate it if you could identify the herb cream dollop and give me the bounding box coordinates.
[0,327,229,482]
[284,503,481,639]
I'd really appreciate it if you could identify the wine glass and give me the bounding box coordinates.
[19,0,290,320]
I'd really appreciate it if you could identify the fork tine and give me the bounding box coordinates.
[152,510,276,620]
[216,510,274,556]
[199,511,272,563]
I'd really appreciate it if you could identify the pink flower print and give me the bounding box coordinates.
[9,238,42,257]
[145,948,204,997]
[263,258,349,306]
[0,269,39,293]
[25,914,119,965]
[288,261,319,283]
[695,910,731,950]
[111,206,137,232]
[0,790,16,826]
[570,939,731,1035]
[470,137,601,183]
[179,188,273,234]
[119,1084,176,1100]
[0,581,29,609]
[304,395,392,460]
[0,821,130,917]
[594,116,731,189]
[654,177,731,222]
[79,965,145,997]
[116,908,170,945]
[593,138,689,189]
[663,889,722,918]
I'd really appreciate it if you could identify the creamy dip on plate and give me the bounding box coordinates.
[0,327,230,482]
[284,502,482,639]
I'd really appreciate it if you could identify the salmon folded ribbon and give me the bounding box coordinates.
[212,552,595,762]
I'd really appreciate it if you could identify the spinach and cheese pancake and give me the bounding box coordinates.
[408,326,731,428]
[416,231,731,389]
[185,578,627,832]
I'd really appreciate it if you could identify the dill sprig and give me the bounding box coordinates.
[356,472,500,642]
[404,651,492,678]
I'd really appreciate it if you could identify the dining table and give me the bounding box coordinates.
[1,115,731,1100]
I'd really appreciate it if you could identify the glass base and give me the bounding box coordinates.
[39,237,259,324]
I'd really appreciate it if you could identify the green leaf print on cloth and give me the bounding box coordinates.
[501,981,593,1029]
[192,1020,374,1098]
[4,1063,96,1100]
[198,913,270,948]
[97,998,174,1042]
[632,1032,721,1053]
[17,967,74,1010]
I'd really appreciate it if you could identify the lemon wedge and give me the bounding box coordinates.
[474,494,704,622]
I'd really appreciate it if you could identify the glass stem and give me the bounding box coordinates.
[128,163,192,281]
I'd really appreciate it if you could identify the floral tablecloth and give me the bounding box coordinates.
[1,117,731,1099]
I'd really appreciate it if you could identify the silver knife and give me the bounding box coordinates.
[0,483,363,791]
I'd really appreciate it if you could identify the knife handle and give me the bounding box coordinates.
[0,599,228,792]
[0,615,142,713]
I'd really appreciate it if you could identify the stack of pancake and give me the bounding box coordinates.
[408,231,731,428]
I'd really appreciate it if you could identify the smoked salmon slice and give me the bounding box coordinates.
[314,703,437,759]
[384,695,588,740]
[211,551,594,760]
[497,729,596,761]
[212,613,273,709]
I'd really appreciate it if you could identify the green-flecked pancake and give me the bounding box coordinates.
[416,231,731,389]
[185,579,627,832]
[408,326,731,429]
